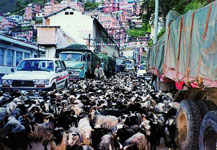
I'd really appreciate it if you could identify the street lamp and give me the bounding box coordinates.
[153,0,159,44]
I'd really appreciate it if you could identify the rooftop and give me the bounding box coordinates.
[0,34,45,52]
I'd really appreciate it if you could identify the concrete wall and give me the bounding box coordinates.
[123,50,133,59]
[37,27,57,45]
[93,20,119,57]
[48,8,94,45]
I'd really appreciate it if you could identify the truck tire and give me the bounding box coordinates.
[199,111,217,150]
[204,100,217,111]
[176,100,202,150]
[197,101,209,120]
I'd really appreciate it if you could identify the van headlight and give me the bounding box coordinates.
[2,79,13,85]
[33,79,49,85]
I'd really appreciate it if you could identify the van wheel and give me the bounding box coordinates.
[64,80,68,88]
[176,100,201,150]
[199,111,217,150]
[51,84,56,90]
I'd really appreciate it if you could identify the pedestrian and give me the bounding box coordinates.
[94,64,106,79]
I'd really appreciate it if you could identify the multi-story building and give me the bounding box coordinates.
[1,17,17,31]
[24,3,41,20]
[7,15,23,24]
[12,30,34,42]
[44,0,84,16]
[103,2,119,13]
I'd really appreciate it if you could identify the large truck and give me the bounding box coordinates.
[148,1,217,150]
[56,44,100,80]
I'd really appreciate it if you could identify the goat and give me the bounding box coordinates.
[66,127,83,147]
[78,117,93,145]
[97,133,116,150]
[2,116,31,150]
[89,108,118,129]
[50,128,67,150]
[123,132,148,150]
[30,117,55,150]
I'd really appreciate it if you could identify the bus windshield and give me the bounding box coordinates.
[60,53,82,62]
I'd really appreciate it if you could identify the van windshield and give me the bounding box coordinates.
[60,53,82,62]
[17,60,54,72]
[139,65,146,70]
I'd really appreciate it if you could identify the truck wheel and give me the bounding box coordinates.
[204,100,217,111]
[176,100,201,150]
[197,101,209,120]
[199,111,217,150]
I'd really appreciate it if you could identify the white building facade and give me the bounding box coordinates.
[37,7,119,58]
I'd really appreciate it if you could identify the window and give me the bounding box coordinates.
[55,61,62,71]
[24,53,30,58]
[65,12,69,15]
[0,48,4,65]
[17,60,54,71]
[60,61,66,71]
[16,51,23,66]
[70,12,74,15]
[7,50,14,66]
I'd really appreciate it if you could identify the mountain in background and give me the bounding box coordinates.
[0,0,48,14]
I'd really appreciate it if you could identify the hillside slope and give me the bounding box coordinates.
[0,0,47,14]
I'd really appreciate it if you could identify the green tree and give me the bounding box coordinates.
[140,0,212,27]
[127,23,151,37]
[84,2,100,11]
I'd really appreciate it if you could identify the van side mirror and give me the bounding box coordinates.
[56,68,63,73]
[11,68,15,73]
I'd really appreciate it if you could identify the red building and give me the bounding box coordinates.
[1,17,17,31]
[24,4,41,20]
[44,0,84,16]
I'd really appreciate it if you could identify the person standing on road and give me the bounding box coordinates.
[94,64,106,79]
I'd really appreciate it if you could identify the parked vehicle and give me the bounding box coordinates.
[56,44,100,80]
[124,64,135,72]
[1,58,68,90]
[122,59,135,66]
[137,63,147,78]
[97,53,116,77]
[147,2,217,150]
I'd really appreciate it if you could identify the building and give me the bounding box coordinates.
[37,7,119,58]
[44,0,84,16]
[1,17,17,31]
[11,30,34,42]
[24,3,41,20]
[0,34,45,82]
[7,15,23,24]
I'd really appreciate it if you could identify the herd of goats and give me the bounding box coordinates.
[0,72,179,150]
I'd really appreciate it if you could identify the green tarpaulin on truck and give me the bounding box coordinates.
[149,1,217,86]
[148,35,165,75]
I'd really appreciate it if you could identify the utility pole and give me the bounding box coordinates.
[153,0,159,44]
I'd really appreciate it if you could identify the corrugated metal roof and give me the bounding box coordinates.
[0,34,45,52]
